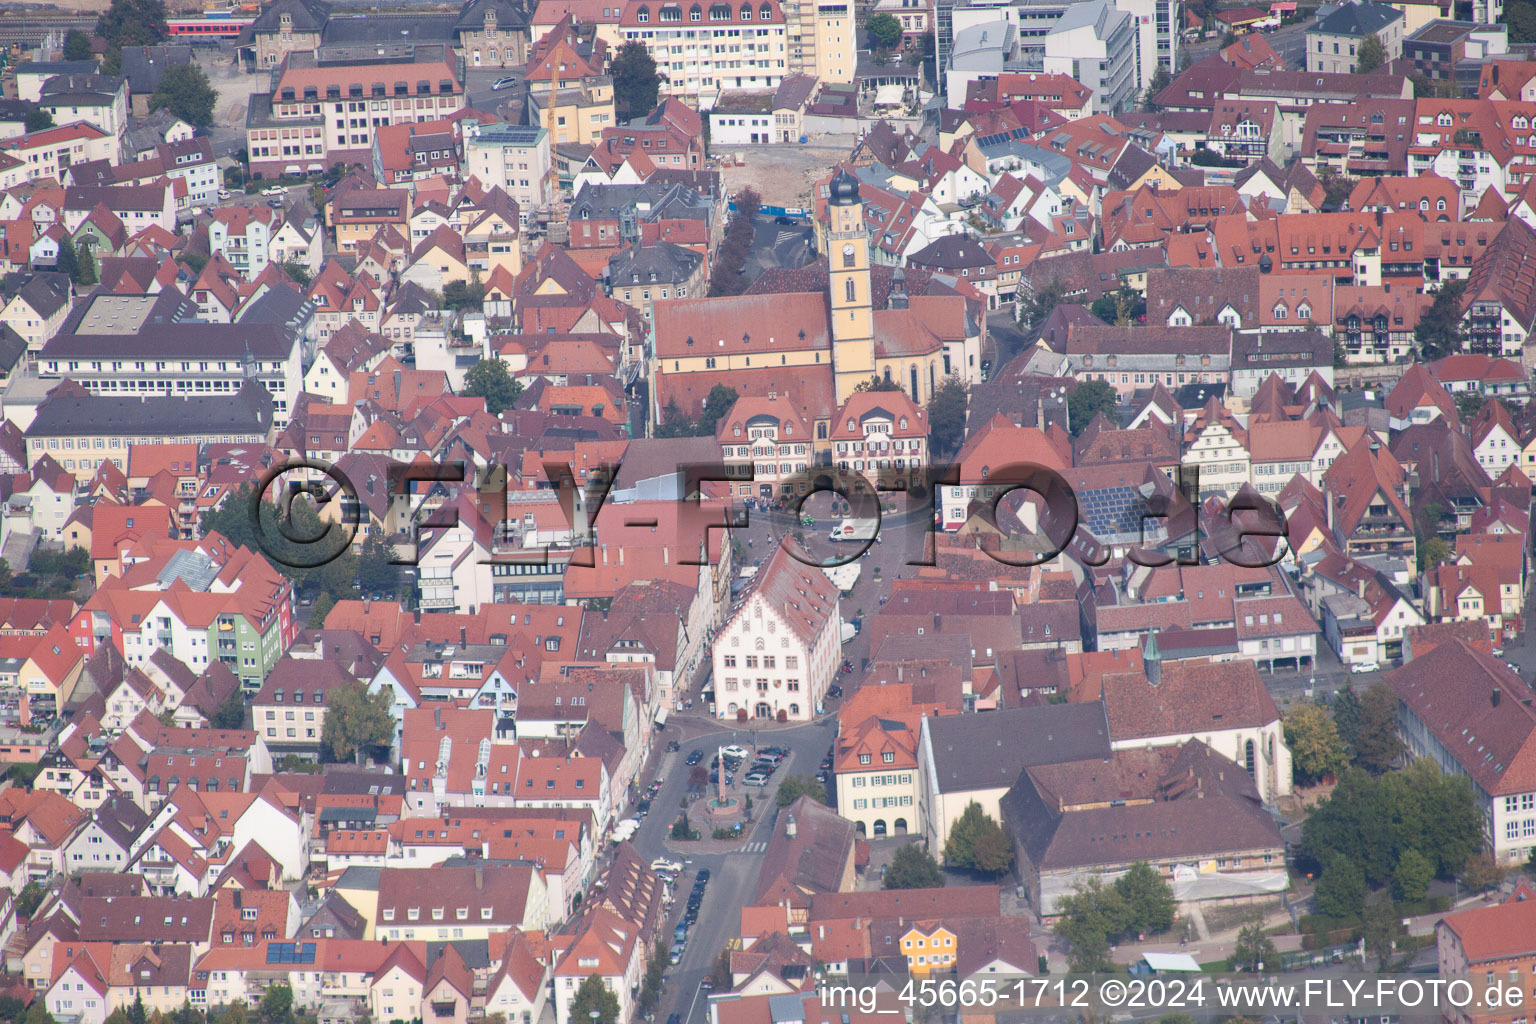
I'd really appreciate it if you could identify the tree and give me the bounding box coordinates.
[640,938,667,1013]
[281,260,311,287]
[926,375,967,459]
[1454,391,1486,423]
[854,375,904,393]
[14,880,45,918]
[320,681,394,764]
[569,976,621,1024]
[1053,877,1126,973]
[670,815,693,840]
[127,994,147,1024]
[55,237,80,285]
[1356,34,1388,73]
[1313,853,1366,919]
[1393,848,1433,903]
[1067,379,1119,437]
[97,0,168,48]
[943,801,1012,874]
[1018,278,1066,329]
[1461,851,1508,894]
[307,592,336,629]
[212,688,245,730]
[1330,686,1363,761]
[258,983,292,1024]
[610,41,662,119]
[357,534,398,596]
[698,384,738,436]
[1416,279,1467,359]
[1284,704,1348,786]
[76,242,97,287]
[64,29,94,60]
[1115,862,1174,934]
[442,278,486,312]
[1230,919,1276,972]
[1356,681,1404,773]
[884,843,945,889]
[866,12,903,50]
[1143,64,1172,111]
[1319,166,1355,211]
[148,62,216,128]
[1418,535,1452,572]
[23,106,54,133]
[774,774,827,808]
[462,358,524,415]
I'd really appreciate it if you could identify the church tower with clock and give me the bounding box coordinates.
[826,169,876,406]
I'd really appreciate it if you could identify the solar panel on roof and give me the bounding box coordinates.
[266,943,317,964]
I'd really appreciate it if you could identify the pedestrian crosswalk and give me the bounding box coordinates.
[773,230,799,246]
[740,840,767,853]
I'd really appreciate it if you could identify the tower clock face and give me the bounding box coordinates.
[842,244,854,259]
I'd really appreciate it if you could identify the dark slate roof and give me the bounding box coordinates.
[1001,740,1283,872]
[248,0,329,35]
[15,61,96,79]
[118,46,192,95]
[0,325,25,375]
[38,74,125,102]
[454,0,531,33]
[568,181,712,222]
[607,241,702,288]
[923,703,1112,793]
[907,234,993,271]
[26,380,275,438]
[91,792,150,851]
[322,13,456,45]
[2,272,71,320]
[1314,0,1403,36]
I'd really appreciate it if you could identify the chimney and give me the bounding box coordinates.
[475,863,484,890]
[460,626,467,645]
[1357,577,1366,599]
[1493,687,1502,708]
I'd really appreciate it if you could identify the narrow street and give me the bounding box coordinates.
[620,717,838,1024]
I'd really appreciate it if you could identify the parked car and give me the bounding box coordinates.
[636,800,651,817]
[267,197,284,208]
[217,188,231,200]
[1493,647,1505,657]
[700,978,714,992]
[827,684,844,699]
[1351,661,1379,674]
[744,771,771,787]
[669,944,685,965]
[261,186,284,196]
[775,215,796,225]
[760,746,787,759]
[721,744,749,759]
[686,749,704,765]
[492,76,518,89]
[652,858,684,872]
[696,869,710,882]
